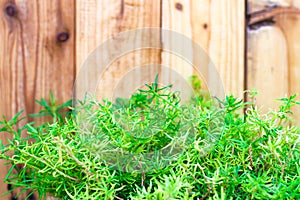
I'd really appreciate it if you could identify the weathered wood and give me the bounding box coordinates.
[75,0,161,102]
[248,0,300,123]
[248,0,292,13]
[161,0,195,101]
[247,25,288,112]
[208,0,245,97]
[248,6,300,26]
[161,0,245,99]
[0,0,75,198]
[277,1,300,124]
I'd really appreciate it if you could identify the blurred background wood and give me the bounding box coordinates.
[247,0,300,124]
[75,0,161,102]
[277,5,300,124]
[247,25,289,111]
[161,0,245,99]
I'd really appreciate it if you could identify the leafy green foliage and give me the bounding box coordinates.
[29,91,72,124]
[0,77,299,200]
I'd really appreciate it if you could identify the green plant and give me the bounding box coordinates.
[0,77,299,200]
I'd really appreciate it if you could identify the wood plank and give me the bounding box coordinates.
[161,0,194,102]
[75,0,161,102]
[161,0,245,99]
[208,0,245,97]
[248,0,292,13]
[277,1,300,124]
[248,0,300,123]
[0,0,75,198]
[247,25,289,112]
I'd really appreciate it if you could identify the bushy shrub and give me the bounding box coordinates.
[0,78,299,199]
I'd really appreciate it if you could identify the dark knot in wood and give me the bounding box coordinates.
[5,4,17,17]
[56,32,70,43]
[175,2,183,11]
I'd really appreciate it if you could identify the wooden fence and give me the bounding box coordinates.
[0,0,299,199]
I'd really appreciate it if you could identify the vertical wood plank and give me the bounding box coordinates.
[277,0,300,123]
[161,0,245,98]
[247,26,289,111]
[248,0,300,123]
[76,0,161,101]
[161,0,195,101]
[209,0,245,97]
[0,0,75,198]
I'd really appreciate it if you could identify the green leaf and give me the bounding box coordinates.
[9,111,24,125]
[28,113,50,117]
[4,164,15,182]
[35,98,49,108]
[26,124,38,134]
[0,126,7,132]
[56,99,72,111]
[50,91,56,106]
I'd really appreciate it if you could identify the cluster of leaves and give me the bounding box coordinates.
[75,76,222,173]
[82,78,184,154]
[0,77,299,199]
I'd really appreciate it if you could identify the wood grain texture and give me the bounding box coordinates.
[161,0,245,99]
[247,25,288,112]
[0,0,75,199]
[161,0,194,102]
[248,0,300,123]
[75,0,161,102]
[277,0,300,124]
[248,0,292,12]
